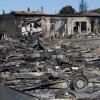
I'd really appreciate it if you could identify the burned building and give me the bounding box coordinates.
[67,12,100,36]
[0,11,100,39]
[0,11,47,39]
[0,11,69,39]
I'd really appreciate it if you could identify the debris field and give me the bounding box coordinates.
[0,35,100,100]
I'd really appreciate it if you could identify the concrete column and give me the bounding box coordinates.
[79,22,81,34]
[87,20,91,33]
[63,23,67,36]
[71,20,74,34]
[95,19,99,33]
[78,24,80,33]
[41,17,51,38]
[89,21,91,33]
[67,18,72,35]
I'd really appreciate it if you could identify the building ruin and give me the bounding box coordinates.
[0,11,100,39]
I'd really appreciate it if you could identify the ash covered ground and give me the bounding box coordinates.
[0,34,100,100]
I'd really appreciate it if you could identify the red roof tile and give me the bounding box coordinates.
[14,11,34,15]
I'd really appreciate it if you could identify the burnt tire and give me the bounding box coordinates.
[71,75,88,90]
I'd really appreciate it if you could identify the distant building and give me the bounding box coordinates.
[0,11,100,39]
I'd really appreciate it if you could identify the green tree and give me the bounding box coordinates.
[27,7,31,11]
[2,10,5,15]
[79,0,88,13]
[59,5,76,15]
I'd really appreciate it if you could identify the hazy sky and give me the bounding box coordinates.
[0,0,100,14]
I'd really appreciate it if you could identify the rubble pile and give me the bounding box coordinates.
[0,35,100,99]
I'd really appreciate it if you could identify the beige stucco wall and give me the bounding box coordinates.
[67,17,92,35]
[41,17,51,38]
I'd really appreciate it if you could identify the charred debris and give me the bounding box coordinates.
[0,32,100,100]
